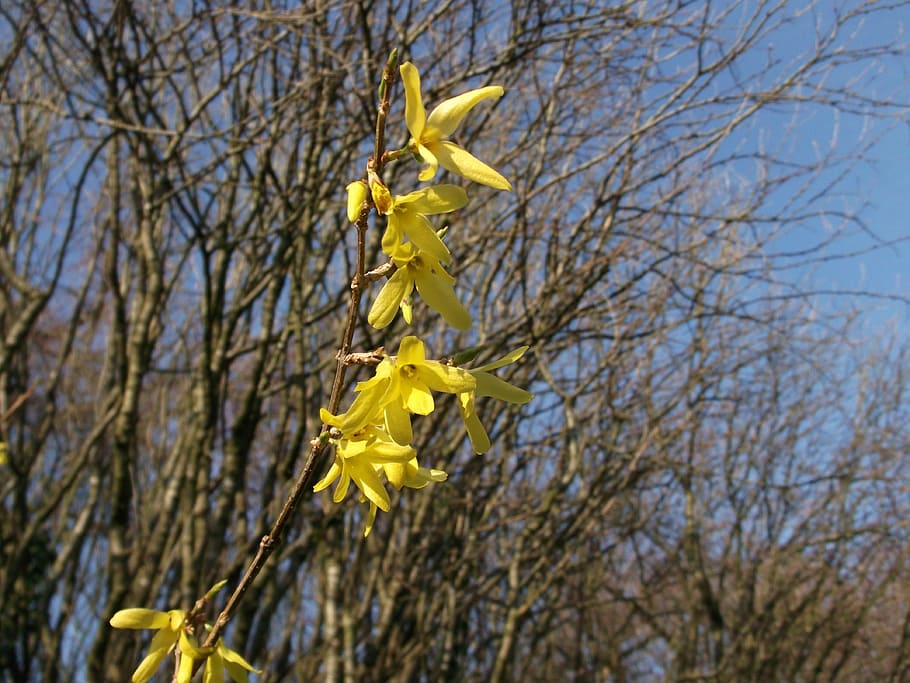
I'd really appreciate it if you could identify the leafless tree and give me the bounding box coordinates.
[0,1,908,681]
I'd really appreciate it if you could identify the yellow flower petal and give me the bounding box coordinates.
[395,185,468,215]
[431,140,512,191]
[110,608,171,630]
[178,630,213,659]
[366,440,416,463]
[347,458,391,511]
[313,459,342,493]
[402,379,435,415]
[413,267,472,330]
[363,502,378,538]
[400,62,427,139]
[415,361,476,394]
[369,268,412,329]
[390,211,450,263]
[167,609,186,630]
[370,179,394,215]
[401,295,413,324]
[332,469,352,503]
[416,144,439,181]
[132,627,179,683]
[176,646,196,683]
[426,85,504,138]
[474,372,534,403]
[216,639,261,677]
[397,336,426,365]
[464,409,492,454]
[132,649,170,683]
[384,461,407,489]
[384,401,413,445]
[204,649,224,683]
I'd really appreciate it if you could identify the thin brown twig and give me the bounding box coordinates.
[194,50,399,665]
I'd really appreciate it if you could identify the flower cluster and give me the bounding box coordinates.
[316,61,532,536]
[109,582,260,683]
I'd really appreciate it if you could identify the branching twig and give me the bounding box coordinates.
[197,50,400,658]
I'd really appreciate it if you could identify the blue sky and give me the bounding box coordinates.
[800,6,909,332]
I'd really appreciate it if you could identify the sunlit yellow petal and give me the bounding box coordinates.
[417,361,476,394]
[415,144,439,181]
[369,268,411,329]
[132,628,179,683]
[395,185,468,215]
[413,268,472,330]
[333,468,352,503]
[178,630,212,660]
[176,647,195,683]
[218,639,259,675]
[132,649,169,683]
[168,610,186,630]
[431,140,512,191]
[225,657,261,682]
[381,213,405,255]
[204,650,223,683]
[347,459,391,511]
[402,379,435,415]
[396,336,426,365]
[408,465,448,488]
[401,296,413,324]
[464,410,491,453]
[110,608,171,630]
[394,211,450,263]
[426,85,504,138]
[474,372,534,403]
[313,459,341,492]
[367,440,416,463]
[383,462,407,489]
[363,502,378,538]
[384,401,413,446]
[370,180,394,215]
[400,62,427,139]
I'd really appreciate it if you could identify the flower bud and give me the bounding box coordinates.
[369,172,393,215]
[346,180,368,223]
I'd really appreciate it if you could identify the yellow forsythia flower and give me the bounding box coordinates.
[109,608,192,683]
[110,605,259,683]
[322,336,475,445]
[369,240,471,330]
[314,424,416,513]
[205,638,262,683]
[400,61,512,191]
[369,178,467,263]
[458,346,534,453]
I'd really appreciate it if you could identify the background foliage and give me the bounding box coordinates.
[1,1,909,681]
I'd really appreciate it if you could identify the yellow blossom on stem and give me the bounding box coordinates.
[400,61,512,191]
[382,335,476,445]
[204,637,262,683]
[109,608,190,683]
[369,240,471,330]
[321,336,476,446]
[313,425,417,513]
[458,346,534,453]
[354,459,447,538]
[379,456,447,491]
[370,177,467,263]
